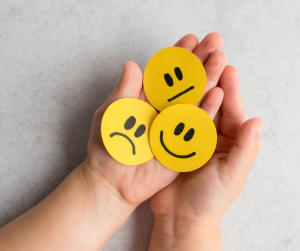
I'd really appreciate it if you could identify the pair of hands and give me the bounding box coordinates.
[84,32,262,242]
[0,32,262,251]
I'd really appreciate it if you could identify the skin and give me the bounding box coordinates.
[0,33,262,251]
[149,34,262,251]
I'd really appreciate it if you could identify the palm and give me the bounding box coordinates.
[150,134,236,221]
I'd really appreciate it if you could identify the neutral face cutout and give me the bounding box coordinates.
[143,47,206,111]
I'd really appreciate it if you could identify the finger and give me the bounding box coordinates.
[215,134,236,153]
[88,61,143,149]
[116,61,143,97]
[90,61,142,133]
[201,50,227,100]
[174,34,199,52]
[193,32,224,64]
[199,87,224,120]
[219,65,246,140]
[219,118,263,186]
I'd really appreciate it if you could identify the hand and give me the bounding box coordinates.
[148,36,263,250]
[82,33,228,219]
[0,33,234,251]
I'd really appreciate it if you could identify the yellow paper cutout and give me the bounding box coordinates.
[101,98,158,165]
[150,104,216,172]
[143,47,206,111]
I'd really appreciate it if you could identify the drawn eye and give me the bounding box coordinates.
[124,116,136,130]
[184,128,195,141]
[134,124,146,138]
[164,73,173,87]
[174,67,183,81]
[174,122,185,136]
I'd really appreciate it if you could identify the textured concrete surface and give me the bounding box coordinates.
[1,1,300,250]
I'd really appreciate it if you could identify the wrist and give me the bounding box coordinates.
[149,214,222,251]
[74,160,137,248]
[0,161,137,251]
[80,159,137,225]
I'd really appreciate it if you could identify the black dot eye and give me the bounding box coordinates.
[134,124,146,138]
[164,73,173,87]
[124,116,136,130]
[174,122,185,136]
[184,128,195,142]
[174,67,183,81]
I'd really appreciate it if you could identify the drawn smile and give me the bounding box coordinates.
[110,132,136,155]
[160,131,196,158]
[167,86,195,102]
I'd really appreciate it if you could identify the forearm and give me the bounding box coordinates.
[0,161,136,251]
[148,214,222,251]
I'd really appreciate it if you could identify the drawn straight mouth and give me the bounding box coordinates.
[160,131,196,159]
[110,132,136,155]
[167,86,195,102]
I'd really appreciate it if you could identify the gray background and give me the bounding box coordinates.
[0,0,299,250]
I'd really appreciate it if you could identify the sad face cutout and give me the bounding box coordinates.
[150,104,217,172]
[143,47,206,111]
[101,98,158,165]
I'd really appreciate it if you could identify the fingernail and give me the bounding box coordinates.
[254,125,262,135]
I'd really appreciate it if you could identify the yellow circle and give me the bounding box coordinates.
[143,47,206,111]
[150,104,217,172]
[101,98,158,165]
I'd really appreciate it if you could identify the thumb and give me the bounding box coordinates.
[220,118,263,184]
[88,61,143,147]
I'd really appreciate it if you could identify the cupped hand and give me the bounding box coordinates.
[84,33,229,211]
[150,44,263,227]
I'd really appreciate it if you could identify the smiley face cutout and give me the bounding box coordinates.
[101,98,158,165]
[143,47,206,111]
[150,104,217,172]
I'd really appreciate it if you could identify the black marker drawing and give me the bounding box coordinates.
[124,116,136,130]
[164,73,173,87]
[184,128,195,141]
[174,67,183,81]
[174,122,185,136]
[134,124,146,138]
[160,131,196,159]
[164,67,183,88]
[164,67,193,102]
[110,116,146,155]
[167,86,195,102]
[110,132,136,155]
